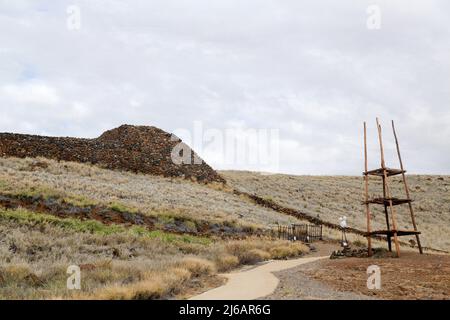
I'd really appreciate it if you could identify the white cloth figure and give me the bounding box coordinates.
[339,216,349,247]
[339,216,348,229]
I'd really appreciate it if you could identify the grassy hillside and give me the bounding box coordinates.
[0,157,300,228]
[0,206,309,299]
[1,156,447,299]
[221,171,450,252]
[0,157,309,299]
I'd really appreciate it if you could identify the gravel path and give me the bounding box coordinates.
[263,242,377,300]
[263,258,377,300]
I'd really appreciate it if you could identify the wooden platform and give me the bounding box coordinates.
[363,167,406,177]
[363,197,412,206]
[366,230,421,237]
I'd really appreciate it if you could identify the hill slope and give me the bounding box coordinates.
[0,157,308,299]
[221,171,450,252]
[0,157,299,228]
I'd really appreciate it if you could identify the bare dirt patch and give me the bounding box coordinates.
[263,241,375,300]
[304,252,450,300]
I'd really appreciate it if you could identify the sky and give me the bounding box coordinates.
[0,0,449,175]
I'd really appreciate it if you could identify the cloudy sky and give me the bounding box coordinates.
[0,0,449,174]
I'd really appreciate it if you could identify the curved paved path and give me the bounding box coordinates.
[190,256,328,300]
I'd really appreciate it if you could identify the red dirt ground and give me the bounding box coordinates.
[304,251,450,299]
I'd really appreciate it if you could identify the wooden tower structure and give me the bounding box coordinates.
[363,118,423,257]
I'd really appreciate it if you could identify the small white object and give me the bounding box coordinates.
[339,216,348,229]
[67,265,81,290]
[367,265,381,290]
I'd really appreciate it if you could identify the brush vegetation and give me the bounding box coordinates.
[0,207,308,299]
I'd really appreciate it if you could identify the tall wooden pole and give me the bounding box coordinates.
[363,122,372,256]
[392,120,423,254]
[376,118,400,257]
[382,175,393,252]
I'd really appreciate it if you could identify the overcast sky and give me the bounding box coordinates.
[0,0,449,174]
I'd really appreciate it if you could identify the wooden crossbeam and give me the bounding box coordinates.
[363,198,412,206]
[366,230,421,237]
[363,167,406,177]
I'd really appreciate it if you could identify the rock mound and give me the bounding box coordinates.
[0,125,225,183]
[330,247,394,259]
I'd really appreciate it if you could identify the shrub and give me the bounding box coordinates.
[90,267,191,300]
[223,238,308,264]
[177,257,215,277]
[269,243,308,259]
[237,249,271,264]
[182,220,197,232]
[352,240,365,248]
[214,254,240,272]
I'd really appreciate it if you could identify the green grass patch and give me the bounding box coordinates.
[0,208,211,245]
[16,185,64,199]
[108,202,138,214]
[63,194,98,208]
[156,214,176,224]
[0,183,133,212]
[129,227,210,245]
[0,208,124,235]
[18,186,97,208]
[183,220,197,231]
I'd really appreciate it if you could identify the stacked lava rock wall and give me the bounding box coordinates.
[0,125,225,184]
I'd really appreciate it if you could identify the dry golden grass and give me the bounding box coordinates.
[176,257,216,277]
[0,207,309,299]
[213,254,240,272]
[221,171,450,252]
[84,267,193,300]
[224,239,309,264]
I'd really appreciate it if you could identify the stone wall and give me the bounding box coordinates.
[0,125,225,184]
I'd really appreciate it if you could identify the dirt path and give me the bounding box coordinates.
[285,251,450,300]
[263,258,377,300]
[190,256,328,300]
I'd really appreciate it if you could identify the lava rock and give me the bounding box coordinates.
[0,125,225,184]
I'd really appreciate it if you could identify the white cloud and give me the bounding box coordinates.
[0,0,449,174]
[1,82,59,105]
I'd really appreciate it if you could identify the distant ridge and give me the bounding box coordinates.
[0,125,225,183]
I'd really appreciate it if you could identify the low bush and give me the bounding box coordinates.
[214,254,240,272]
